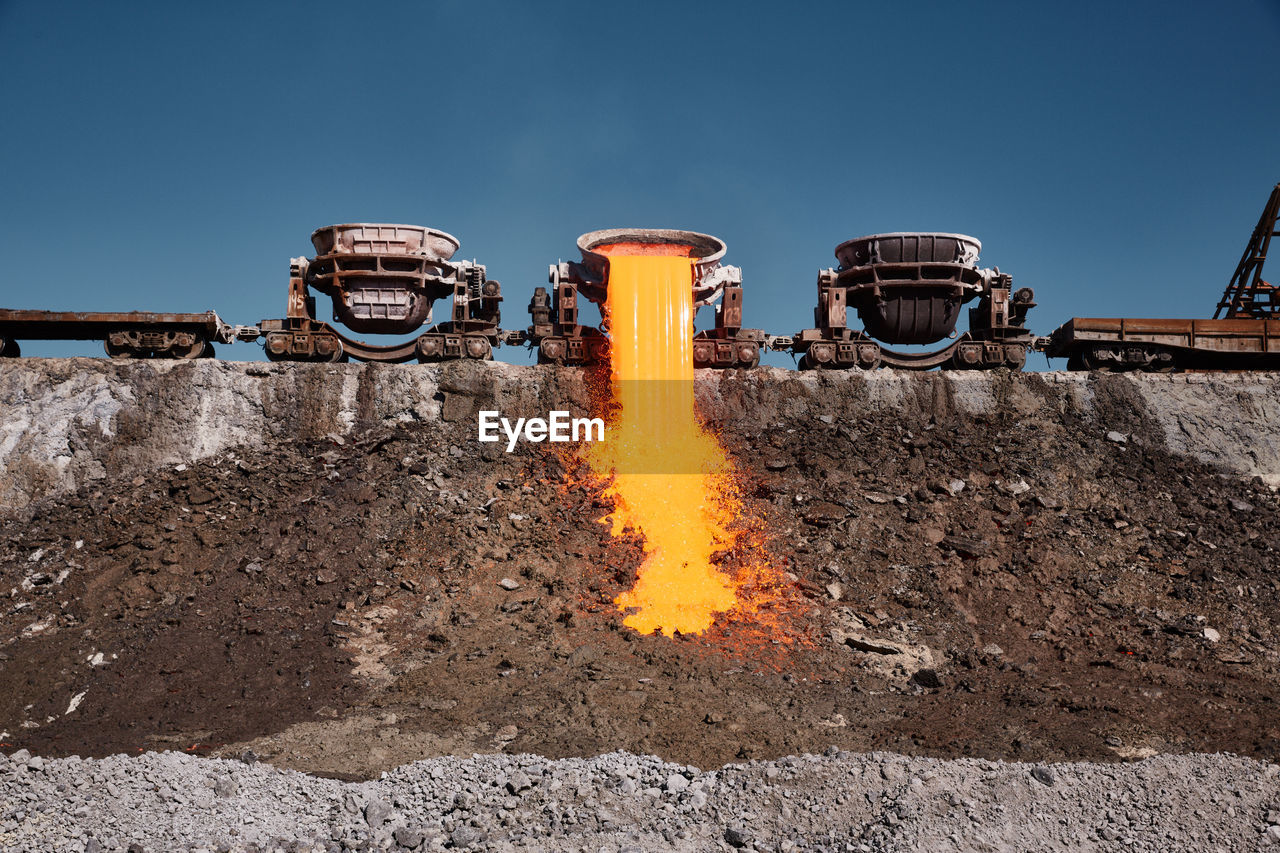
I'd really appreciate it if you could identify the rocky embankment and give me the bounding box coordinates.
[3,360,1280,508]
[2,359,1279,852]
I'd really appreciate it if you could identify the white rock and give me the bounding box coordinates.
[1004,479,1031,495]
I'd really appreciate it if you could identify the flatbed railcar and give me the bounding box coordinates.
[1040,182,1280,372]
[0,310,255,359]
[1043,317,1280,371]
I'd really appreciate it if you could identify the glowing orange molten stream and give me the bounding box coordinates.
[585,244,743,636]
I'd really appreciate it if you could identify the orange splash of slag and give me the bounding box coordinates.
[583,243,780,638]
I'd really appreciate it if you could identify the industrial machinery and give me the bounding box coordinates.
[5,183,1280,373]
[786,232,1035,370]
[0,223,505,364]
[0,310,251,359]
[1042,183,1280,371]
[525,228,767,368]
[259,223,504,363]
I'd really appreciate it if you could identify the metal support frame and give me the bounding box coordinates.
[1215,183,1280,319]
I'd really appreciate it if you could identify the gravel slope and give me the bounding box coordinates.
[4,748,1279,853]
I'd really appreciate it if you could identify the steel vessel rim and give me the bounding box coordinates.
[835,231,982,255]
[310,224,461,250]
[576,227,726,265]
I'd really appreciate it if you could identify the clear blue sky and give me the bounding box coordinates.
[2,1,1278,366]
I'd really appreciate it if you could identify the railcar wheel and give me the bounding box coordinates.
[172,335,207,359]
[464,336,493,361]
[802,342,837,370]
[1080,346,1114,372]
[536,338,566,365]
[321,339,345,363]
[1143,347,1177,373]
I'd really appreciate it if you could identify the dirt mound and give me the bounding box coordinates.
[1,363,1278,779]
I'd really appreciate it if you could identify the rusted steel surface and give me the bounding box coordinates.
[257,315,497,365]
[528,229,763,368]
[9,184,1278,372]
[1215,183,1280,320]
[1043,316,1280,370]
[571,228,729,308]
[301,223,499,338]
[788,232,1034,371]
[834,232,981,269]
[1041,182,1280,372]
[832,233,987,345]
[0,310,231,339]
[309,223,460,260]
[0,310,242,359]
[258,224,504,364]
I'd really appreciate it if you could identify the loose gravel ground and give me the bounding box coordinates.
[3,748,1279,852]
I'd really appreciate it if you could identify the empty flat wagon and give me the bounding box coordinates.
[0,310,254,359]
[1043,182,1280,372]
